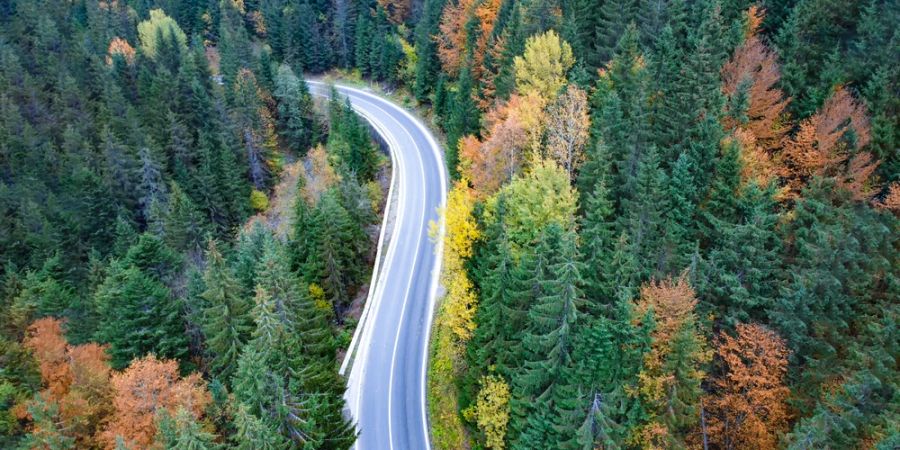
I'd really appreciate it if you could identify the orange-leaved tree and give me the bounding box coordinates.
[705,323,791,450]
[101,355,210,449]
[721,7,790,187]
[633,274,710,448]
[22,318,113,448]
[436,0,476,78]
[779,87,876,200]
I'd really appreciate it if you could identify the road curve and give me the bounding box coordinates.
[306,81,447,450]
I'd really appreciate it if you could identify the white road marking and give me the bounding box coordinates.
[307,82,448,450]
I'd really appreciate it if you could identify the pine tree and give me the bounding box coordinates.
[163,181,207,255]
[698,182,781,328]
[413,0,449,102]
[580,178,617,314]
[93,261,187,369]
[594,0,637,65]
[447,65,481,178]
[469,197,525,379]
[201,239,253,383]
[510,225,583,448]
[273,64,317,155]
[232,403,288,450]
[303,190,368,315]
[154,408,218,450]
[657,153,696,277]
[620,145,667,281]
[230,69,278,191]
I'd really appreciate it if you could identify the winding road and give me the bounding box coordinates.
[307,81,447,450]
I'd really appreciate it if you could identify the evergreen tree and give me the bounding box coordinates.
[657,153,696,277]
[595,0,637,66]
[304,190,368,315]
[163,181,207,255]
[201,239,253,383]
[446,65,481,178]
[413,0,448,101]
[273,64,317,155]
[580,178,617,314]
[510,225,583,448]
[620,145,667,281]
[93,260,187,369]
[232,403,288,450]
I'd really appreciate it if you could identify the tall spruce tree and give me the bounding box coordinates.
[201,239,253,383]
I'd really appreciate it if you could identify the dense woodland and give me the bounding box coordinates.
[0,0,388,448]
[0,0,897,449]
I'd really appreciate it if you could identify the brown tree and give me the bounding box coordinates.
[106,37,136,66]
[705,323,791,450]
[101,355,210,449]
[436,0,476,77]
[877,182,900,211]
[23,318,72,402]
[779,87,873,199]
[436,0,502,82]
[22,318,114,448]
[633,274,710,448]
[377,0,411,24]
[721,8,790,187]
[459,115,527,196]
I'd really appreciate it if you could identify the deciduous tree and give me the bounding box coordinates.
[705,323,791,450]
[101,355,210,449]
[545,84,589,179]
[514,30,574,101]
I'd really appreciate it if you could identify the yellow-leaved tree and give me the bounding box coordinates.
[514,30,574,102]
[432,180,481,342]
[137,9,187,60]
[471,375,510,449]
[429,180,481,448]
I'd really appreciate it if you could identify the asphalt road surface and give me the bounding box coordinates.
[307,81,447,450]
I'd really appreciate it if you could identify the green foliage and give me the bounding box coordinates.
[137,9,188,60]
[249,190,268,212]
[200,240,253,383]
[327,90,380,181]
[273,64,318,154]
[93,259,187,369]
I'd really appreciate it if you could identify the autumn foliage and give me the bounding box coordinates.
[21,318,113,448]
[721,22,790,186]
[106,37,136,66]
[779,87,874,199]
[436,0,502,80]
[545,84,590,178]
[433,181,481,343]
[101,355,210,449]
[705,323,791,450]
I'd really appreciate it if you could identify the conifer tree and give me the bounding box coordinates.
[595,0,637,65]
[232,403,288,450]
[230,69,278,191]
[163,181,207,255]
[620,145,667,280]
[303,190,368,315]
[273,64,317,155]
[580,178,617,314]
[447,65,481,178]
[510,225,583,448]
[414,0,449,102]
[93,261,187,369]
[658,153,696,277]
[201,239,253,383]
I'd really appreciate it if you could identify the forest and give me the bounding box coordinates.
[0,0,898,449]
